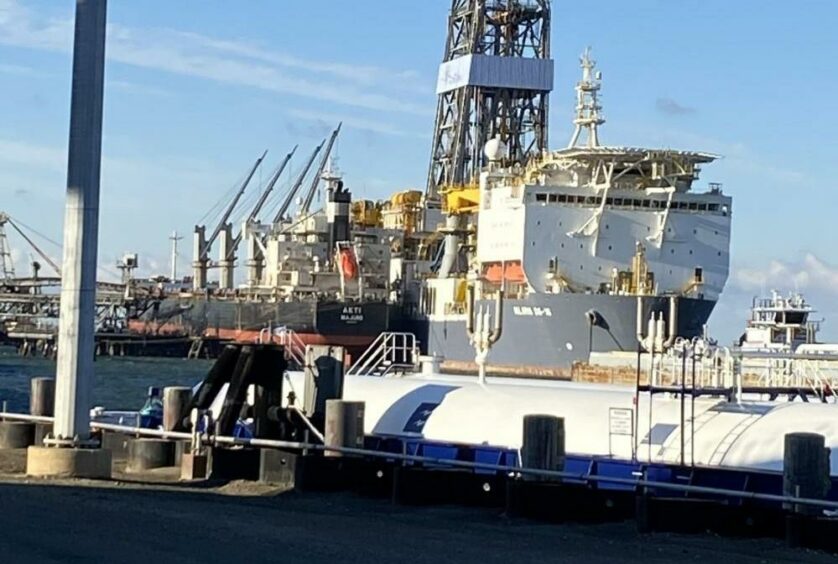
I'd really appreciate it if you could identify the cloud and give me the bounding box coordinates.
[108,79,170,98]
[287,108,420,138]
[0,63,52,78]
[0,138,66,171]
[732,254,838,296]
[0,0,431,116]
[655,97,696,116]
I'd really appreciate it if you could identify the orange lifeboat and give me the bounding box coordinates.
[339,247,358,280]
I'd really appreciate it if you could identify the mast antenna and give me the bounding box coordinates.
[568,47,605,149]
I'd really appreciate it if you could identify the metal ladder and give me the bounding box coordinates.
[347,332,419,377]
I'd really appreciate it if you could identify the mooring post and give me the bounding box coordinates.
[521,414,565,481]
[324,400,365,457]
[31,377,55,446]
[784,432,830,547]
[30,377,55,417]
[506,414,565,517]
[163,386,192,432]
[26,0,112,479]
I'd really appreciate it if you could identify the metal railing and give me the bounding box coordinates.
[261,326,305,367]
[4,410,836,513]
[347,332,419,377]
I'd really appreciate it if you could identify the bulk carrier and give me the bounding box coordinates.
[129,125,429,359]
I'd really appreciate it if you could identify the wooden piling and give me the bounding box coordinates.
[163,386,192,432]
[30,377,55,417]
[324,400,365,457]
[521,414,565,481]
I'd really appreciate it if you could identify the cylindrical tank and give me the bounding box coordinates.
[283,371,838,477]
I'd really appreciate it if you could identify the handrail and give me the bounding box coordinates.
[347,332,418,377]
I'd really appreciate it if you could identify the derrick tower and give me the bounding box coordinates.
[426,0,553,200]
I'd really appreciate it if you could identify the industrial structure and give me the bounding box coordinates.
[426,0,552,199]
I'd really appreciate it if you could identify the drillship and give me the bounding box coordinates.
[414,49,732,376]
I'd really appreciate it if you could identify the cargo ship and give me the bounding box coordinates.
[129,128,428,359]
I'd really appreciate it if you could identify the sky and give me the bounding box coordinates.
[1,0,837,343]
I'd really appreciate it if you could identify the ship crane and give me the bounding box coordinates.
[271,142,324,225]
[301,123,341,214]
[0,212,62,277]
[192,150,267,290]
[225,145,297,261]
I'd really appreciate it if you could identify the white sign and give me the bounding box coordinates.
[609,407,634,436]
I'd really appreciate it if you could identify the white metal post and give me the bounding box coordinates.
[53,0,108,444]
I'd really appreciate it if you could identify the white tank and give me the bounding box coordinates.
[284,371,838,476]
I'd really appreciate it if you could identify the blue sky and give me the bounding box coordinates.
[1,0,837,343]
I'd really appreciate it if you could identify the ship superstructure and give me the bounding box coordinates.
[738,291,820,353]
[416,49,733,375]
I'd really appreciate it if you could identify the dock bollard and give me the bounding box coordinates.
[30,377,55,417]
[521,414,565,481]
[30,377,55,446]
[783,432,830,547]
[163,386,193,432]
[324,400,365,457]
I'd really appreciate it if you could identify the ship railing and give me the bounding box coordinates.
[266,326,306,367]
[347,332,419,377]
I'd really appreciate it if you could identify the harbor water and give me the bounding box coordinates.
[0,346,212,413]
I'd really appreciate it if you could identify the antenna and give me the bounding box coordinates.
[568,47,605,149]
[169,230,183,280]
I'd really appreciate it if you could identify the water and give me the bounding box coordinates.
[0,346,213,413]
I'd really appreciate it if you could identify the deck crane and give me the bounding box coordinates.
[301,123,341,214]
[271,141,324,225]
[225,145,297,261]
[0,213,62,277]
[200,150,267,259]
[192,150,267,289]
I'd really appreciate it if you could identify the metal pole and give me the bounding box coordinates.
[53,0,108,444]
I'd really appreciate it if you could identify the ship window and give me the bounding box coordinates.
[606,197,613,205]
[594,196,602,205]
[613,198,623,205]
[561,243,565,248]
[678,202,688,209]
[698,203,707,211]
[608,245,612,251]
[642,200,650,208]
[632,199,642,207]
[651,200,660,209]
[548,194,558,202]
[718,251,722,256]
[689,202,698,210]
[558,194,567,203]
[689,250,693,255]
[586,196,596,205]
[671,249,675,254]
[536,193,547,202]
[708,203,720,212]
